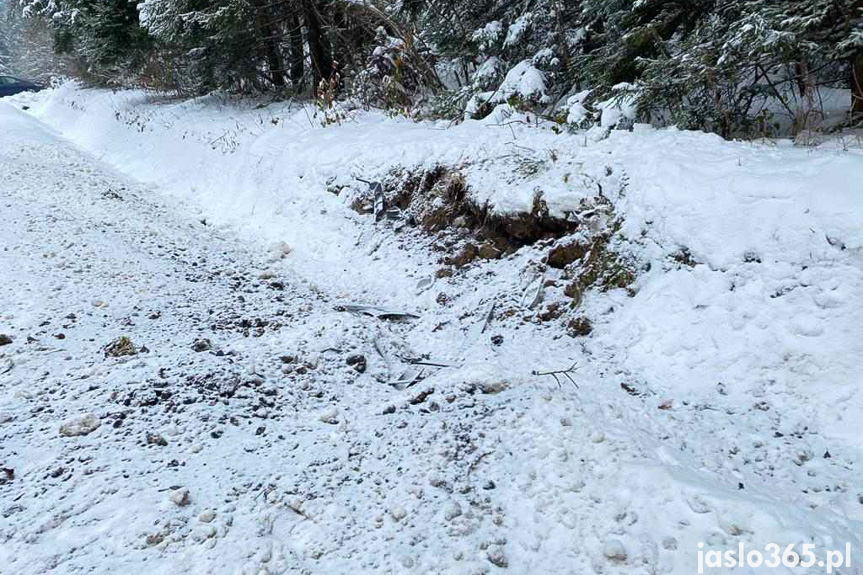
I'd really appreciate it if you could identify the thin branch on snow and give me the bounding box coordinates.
[480,300,496,334]
[532,362,579,388]
[401,358,460,368]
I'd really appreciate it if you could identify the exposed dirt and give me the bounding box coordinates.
[349,165,640,308]
[382,165,581,248]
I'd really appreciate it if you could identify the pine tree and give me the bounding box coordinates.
[578,0,862,134]
[139,0,350,94]
[8,0,862,131]
[139,0,261,93]
[22,0,150,83]
[847,0,862,112]
[2,0,64,80]
[0,9,11,74]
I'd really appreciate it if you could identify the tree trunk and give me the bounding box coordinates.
[853,53,863,114]
[853,1,863,113]
[795,61,808,97]
[555,0,574,93]
[288,12,305,86]
[332,3,349,72]
[303,0,333,88]
[253,1,285,88]
[262,28,285,88]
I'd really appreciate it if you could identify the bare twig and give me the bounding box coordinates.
[335,303,419,320]
[372,334,387,360]
[254,483,278,501]
[400,358,459,368]
[532,362,579,388]
[387,368,426,389]
[480,300,496,334]
[467,451,494,476]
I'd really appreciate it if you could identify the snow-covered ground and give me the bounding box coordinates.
[1,84,862,574]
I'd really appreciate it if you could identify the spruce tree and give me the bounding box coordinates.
[23,0,151,83]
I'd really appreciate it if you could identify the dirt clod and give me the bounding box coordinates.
[104,336,137,358]
[445,243,479,268]
[146,432,168,446]
[346,354,367,373]
[567,317,593,337]
[192,338,212,353]
[538,302,564,322]
[478,240,503,260]
[547,239,589,269]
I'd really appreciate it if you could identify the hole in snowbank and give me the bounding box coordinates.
[344,164,641,336]
[379,164,582,252]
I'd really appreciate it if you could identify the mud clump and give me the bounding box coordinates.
[563,281,582,301]
[538,302,565,322]
[558,228,638,298]
[572,241,637,294]
[567,317,593,337]
[445,243,480,269]
[672,247,698,268]
[104,336,138,358]
[478,241,502,260]
[547,238,590,269]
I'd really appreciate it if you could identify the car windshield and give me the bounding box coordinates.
[0,77,20,86]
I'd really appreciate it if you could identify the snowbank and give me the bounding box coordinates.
[23,83,863,435]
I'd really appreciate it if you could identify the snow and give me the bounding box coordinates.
[497,60,547,102]
[471,21,503,53]
[472,56,502,89]
[597,83,638,128]
[466,60,548,117]
[2,84,863,574]
[504,14,532,48]
[567,90,592,125]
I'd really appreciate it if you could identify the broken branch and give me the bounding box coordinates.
[532,362,579,388]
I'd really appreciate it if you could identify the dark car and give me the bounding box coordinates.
[0,76,44,97]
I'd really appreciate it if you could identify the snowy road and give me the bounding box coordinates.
[0,104,333,572]
[0,102,545,574]
[2,98,863,575]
